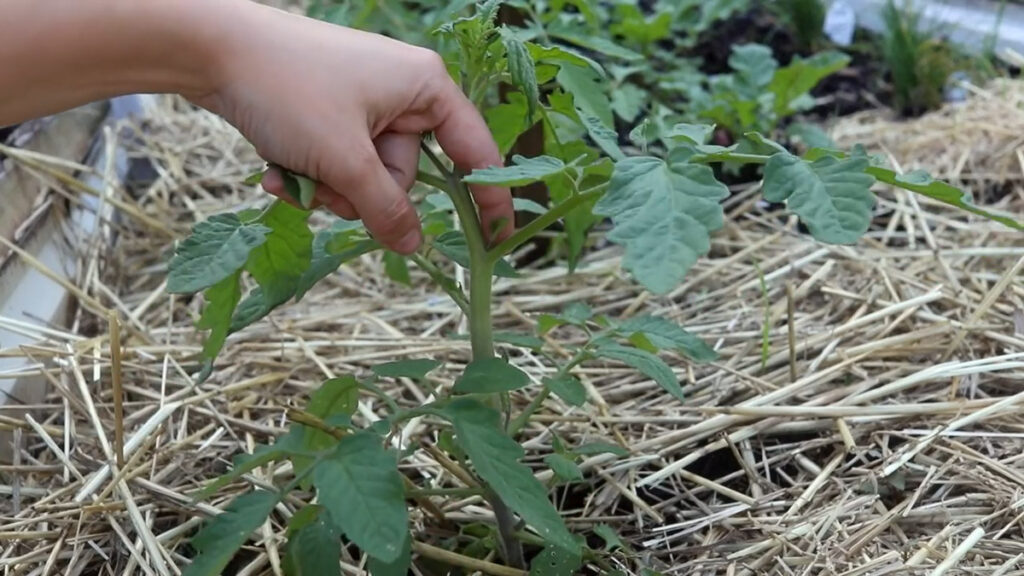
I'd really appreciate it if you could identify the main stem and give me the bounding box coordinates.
[421,145,523,567]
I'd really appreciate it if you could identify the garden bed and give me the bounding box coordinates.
[0,80,1022,573]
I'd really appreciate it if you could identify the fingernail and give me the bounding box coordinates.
[396,230,421,254]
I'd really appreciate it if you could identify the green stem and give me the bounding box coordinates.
[419,142,522,568]
[416,170,449,192]
[508,349,589,437]
[488,186,606,262]
[689,152,771,165]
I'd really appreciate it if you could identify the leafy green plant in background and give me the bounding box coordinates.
[879,0,959,115]
[771,0,827,54]
[166,2,1023,575]
[685,42,849,139]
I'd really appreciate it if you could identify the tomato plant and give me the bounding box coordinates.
[167,3,1022,575]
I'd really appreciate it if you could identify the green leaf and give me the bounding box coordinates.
[594,157,729,294]
[616,316,718,362]
[229,287,272,333]
[366,531,411,576]
[433,231,518,278]
[444,399,577,551]
[371,359,442,380]
[545,453,583,483]
[666,123,716,146]
[501,29,539,122]
[485,93,531,157]
[183,490,280,576]
[527,43,605,75]
[572,442,629,457]
[463,155,567,187]
[549,28,643,62]
[314,433,409,563]
[868,167,1024,231]
[194,443,287,501]
[578,109,624,161]
[383,251,411,286]
[296,223,378,301]
[245,202,314,306]
[529,544,583,576]
[594,344,682,401]
[729,43,778,88]
[282,509,341,576]
[593,524,625,551]
[167,214,271,294]
[514,198,548,214]
[543,375,587,407]
[279,170,318,210]
[611,84,647,123]
[453,357,530,394]
[196,271,242,365]
[560,302,594,324]
[555,63,615,128]
[762,153,876,244]
[769,51,850,116]
[243,169,265,185]
[291,377,360,484]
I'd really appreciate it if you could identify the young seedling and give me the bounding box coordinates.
[166,3,1022,574]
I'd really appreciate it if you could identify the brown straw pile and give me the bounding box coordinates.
[0,80,1023,575]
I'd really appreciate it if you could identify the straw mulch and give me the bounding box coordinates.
[1,82,1023,576]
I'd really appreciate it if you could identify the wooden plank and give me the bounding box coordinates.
[0,102,107,461]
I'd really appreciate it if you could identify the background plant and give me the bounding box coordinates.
[166,2,1023,575]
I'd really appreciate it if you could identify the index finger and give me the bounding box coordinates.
[430,80,515,244]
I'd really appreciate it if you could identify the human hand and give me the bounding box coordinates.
[191,1,513,254]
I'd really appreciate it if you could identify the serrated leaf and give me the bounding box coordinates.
[314,433,408,563]
[453,357,530,394]
[763,153,876,244]
[282,509,341,576]
[167,214,271,294]
[594,344,682,401]
[578,109,624,161]
[433,231,518,277]
[543,375,587,407]
[769,51,850,116]
[366,531,411,576]
[291,377,360,484]
[572,442,629,457]
[529,544,583,576]
[197,271,241,365]
[383,251,411,286]
[594,157,728,294]
[545,453,583,483]
[556,63,614,128]
[616,316,718,362]
[296,223,378,301]
[444,399,577,551]
[245,202,314,306]
[183,490,280,576]
[464,155,567,187]
[371,359,441,380]
[501,29,539,122]
[667,123,716,146]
